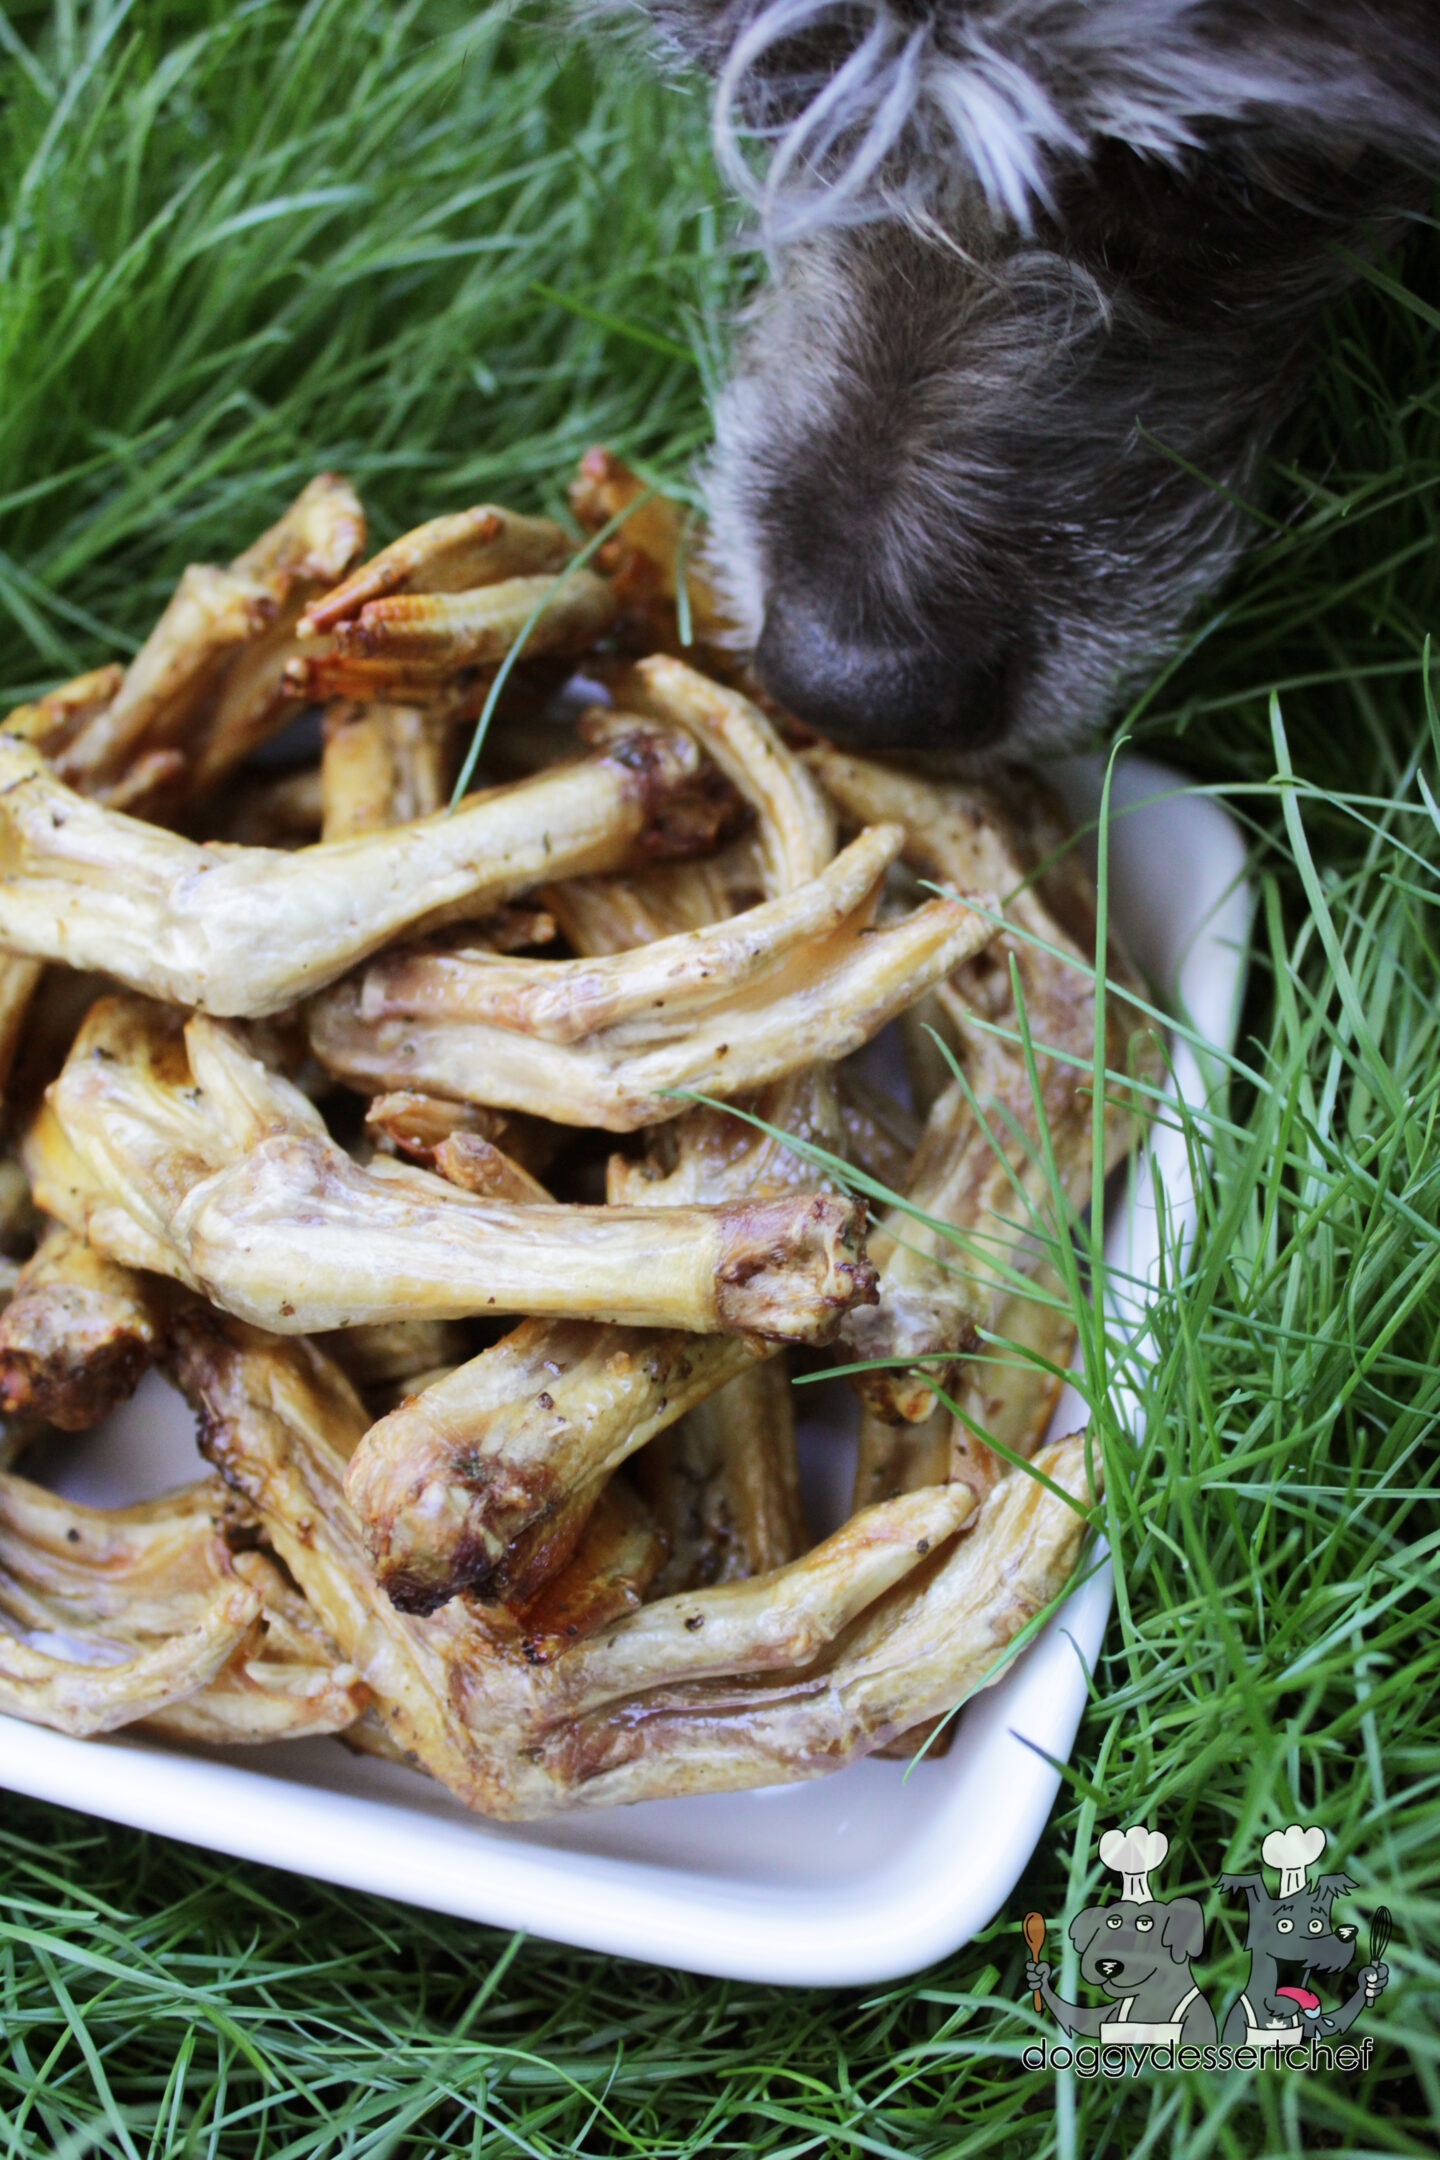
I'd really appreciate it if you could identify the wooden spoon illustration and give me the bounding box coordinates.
[1023,1911,1047,2011]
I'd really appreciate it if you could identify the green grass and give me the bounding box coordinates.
[1,2,1438,2154]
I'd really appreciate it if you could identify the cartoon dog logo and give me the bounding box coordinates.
[1217,1825,1389,2049]
[1024,1824,1217,2043]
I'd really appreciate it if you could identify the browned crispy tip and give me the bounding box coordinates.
[281,650,465,705]
[345,1319,764,1614]
[0,1222,163,1431]
[713,1193,876,1338]
[48,477,365,806]
[298,507,573,637]
[575,709,749,862]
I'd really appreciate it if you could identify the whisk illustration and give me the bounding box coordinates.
[1367,1905,1392,2004]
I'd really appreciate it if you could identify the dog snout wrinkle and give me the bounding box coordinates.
[755,588,1005,751]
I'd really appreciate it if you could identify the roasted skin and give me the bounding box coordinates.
[170,1310,1098,1817]
[31,998,875,1342]
[339,657,857,1611]
[809,749,1157,1421]
[0,1468,365,1743]
[298,505,572,636]
[0,1473,261,1737]
[0,476,1137,1822]
[0,717,737,1015]
[309,821,995,1128]
[569,448,735,662]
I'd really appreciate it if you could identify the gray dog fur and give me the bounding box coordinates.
[1026,1894,1217,2041]
[1217,1869,1387,2042]
[599,1,1440,754]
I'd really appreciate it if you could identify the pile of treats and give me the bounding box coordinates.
[0,454,1158,1815]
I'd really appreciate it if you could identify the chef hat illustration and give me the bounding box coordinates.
[1262,1824,1327,1897]
[1099,1824,1169,1903]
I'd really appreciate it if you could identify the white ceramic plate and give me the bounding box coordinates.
[0,755,1249,1985]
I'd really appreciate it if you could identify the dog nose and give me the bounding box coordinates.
[1334,1925,1356,1943]
[1095,1958,1123,1981]
[754,589,1005,753]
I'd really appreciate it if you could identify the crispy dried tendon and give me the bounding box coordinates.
[346,1318,765,1611]
[810,748,1157,1421]
[0,1221,163,1430]
[539,1431,1095,1804]
[0,1471,262,1736]
[638,1356,807,1598]
[0,717,735,1015]
[35,998,874,1341]
[170,1311,1047,1816]
[299,507,572,636]
[308,823,994,1128]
